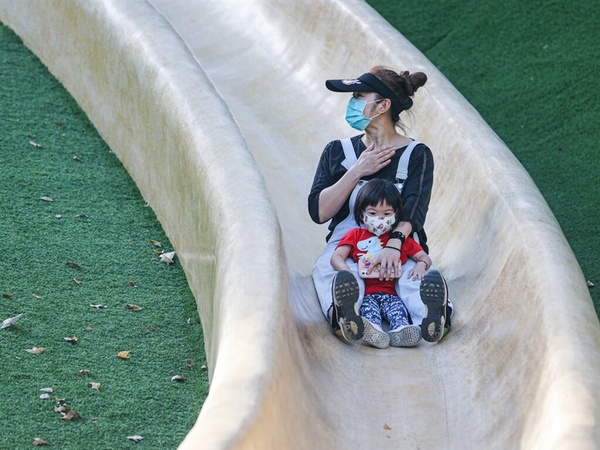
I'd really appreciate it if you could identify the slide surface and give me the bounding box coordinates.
[2,1,599,449]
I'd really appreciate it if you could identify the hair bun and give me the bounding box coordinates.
[400,71,427,96]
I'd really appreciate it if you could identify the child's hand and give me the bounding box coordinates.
[408,262,427,281]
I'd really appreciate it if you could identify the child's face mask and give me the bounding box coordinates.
[363,213,395,236]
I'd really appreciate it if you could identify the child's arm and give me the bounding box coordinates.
[331,245,353,271]
[407,250,432,281]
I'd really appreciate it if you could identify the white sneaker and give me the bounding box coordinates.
[388,324,422,347]
[362,319,390,349]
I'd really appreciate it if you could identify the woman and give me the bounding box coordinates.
[308,66,451,343]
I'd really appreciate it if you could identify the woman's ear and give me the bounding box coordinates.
[377,98,392,114]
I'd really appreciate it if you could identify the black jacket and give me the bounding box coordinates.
[308,134,433,250]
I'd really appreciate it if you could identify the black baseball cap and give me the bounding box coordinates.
[326,73,406,116]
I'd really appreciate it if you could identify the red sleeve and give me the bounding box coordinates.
[402,237,423,259]
[337,228,360,250]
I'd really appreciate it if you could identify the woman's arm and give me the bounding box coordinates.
[308,140,396,224]
[368,145,434,279]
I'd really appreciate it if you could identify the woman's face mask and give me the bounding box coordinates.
[345,97,382,131]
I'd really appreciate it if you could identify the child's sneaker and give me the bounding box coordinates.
[362,319,390,349]
[388,324,422,347]
[419,269,448,342]
[332,270,363,342]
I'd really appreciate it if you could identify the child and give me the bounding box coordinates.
[330,178,446,348]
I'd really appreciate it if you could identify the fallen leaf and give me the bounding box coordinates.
[383,424,392,430]
[40,388,54,393]
[148,239,162,247]
[89,382,101,391]
[2,293,13,299]
[171,375,186,382]
[32,293,42,299]
[55,214,62,219]
[32,438,48,446]
[40,393,50,400]
[86,326,93,331]
[127,435,144,443]
[39,196,53,202]
[588,280,595,288]
[90,304,107,309]
[65,262,81,269]
[127,280,138,287]
[79,369,92,376]
[159,251,176,265]
[29,140,42,148]
[64,336,78,344]
[73,155,82,162]
[55,398,66,404]
[61,409,81,421]
[200,365,208,371]
[147,326,155,332]
[186,362,194,370]
[1,313,24,329]
[25,347,46,355]
[117,351,130,360]
[73,278,83,285]
[126,304,142,311]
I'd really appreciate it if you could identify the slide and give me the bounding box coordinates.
[2,1,599,448]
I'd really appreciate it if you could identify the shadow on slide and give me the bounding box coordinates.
[2,1,599,448]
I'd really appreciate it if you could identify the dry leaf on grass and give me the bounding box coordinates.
[588,280,595,288]
[2,293,13,299]
[29,141,42,148]
[88,382,101,391]
[32,438,48,446]
[25,347,46,355]
[90,304,107,309]
[117,351,130,360]
[54,406,81,421]
[32,293,42,299]
[63,336,78,344]
[73,155,82,162]
[127,435,144,443]
[1,313,24,329]
[148,239,162,247]
[171,375,186,382]
[73,278,83,285]
[39,196,53,202]
[159,251,176,265]
[127,280,138,287]
[40,388,54,393]
[79,369,92,376]
[40,393,50,400]
[126,304,142,311]
[65,261,81,269]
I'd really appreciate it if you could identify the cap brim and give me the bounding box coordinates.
[325,77,374,93]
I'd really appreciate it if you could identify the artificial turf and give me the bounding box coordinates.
[0,24,207,449]
[1,1,598,448]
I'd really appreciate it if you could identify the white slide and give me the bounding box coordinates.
[2,1,599,449]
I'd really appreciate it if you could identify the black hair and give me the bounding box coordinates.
[353,179,404,226]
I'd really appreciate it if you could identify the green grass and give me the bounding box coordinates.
[1,24,207,449]
[368,0,599,315]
